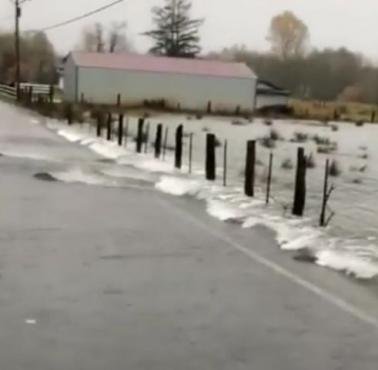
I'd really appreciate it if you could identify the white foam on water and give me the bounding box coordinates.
[134,159,177,173]
[315,249,378,279]
[88,141,126,159]
[101,166,157,182]
[206,199,247,221]
[155,176,202,196]
[1,149,60,162]
[57,129,86,143]
[51,167,117,187]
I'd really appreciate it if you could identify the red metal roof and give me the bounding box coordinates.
[71,52,256,79]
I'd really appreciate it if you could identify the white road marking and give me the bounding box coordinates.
[157,196,378,330]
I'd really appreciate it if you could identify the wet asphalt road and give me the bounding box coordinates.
[0,101,378,369]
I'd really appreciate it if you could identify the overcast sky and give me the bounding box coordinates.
[1,0,378,60]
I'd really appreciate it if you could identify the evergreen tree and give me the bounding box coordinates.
[144,0,203,58]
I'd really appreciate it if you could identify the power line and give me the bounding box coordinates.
[35,0,125,32]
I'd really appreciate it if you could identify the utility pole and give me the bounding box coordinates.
[15,0,21,100]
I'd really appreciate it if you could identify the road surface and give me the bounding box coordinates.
[0,101,377,370]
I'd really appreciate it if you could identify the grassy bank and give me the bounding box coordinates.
[290,99,378,123]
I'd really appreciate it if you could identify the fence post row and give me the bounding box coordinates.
[206,133,216,181]
[118,114,124,146]
[136,118,145,153]
[292,147,307,217]
[175,125,183,169]
[244,140,256,197]
[155,124,163,159]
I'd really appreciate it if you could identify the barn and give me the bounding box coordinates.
[63,51,257,114]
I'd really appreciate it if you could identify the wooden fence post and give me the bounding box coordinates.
[106,112,112,141]
[175,124,183,169]
[206,133,216,181]
[118,114,124,146]
[244,140,256,197]
[188,133,194,174]
[163,127,169,160]
[155,124,163,159]
[223,140,228,187]
[292,147,307,217]
[96,113,103,137]
[136,118,144,153]
[49,85,54,104]
[124,117,129,148]
[207,101,212,114]
[67,104,73,126]
[29,86,33,104]
[144,122,150,154]
[266,152,273,205]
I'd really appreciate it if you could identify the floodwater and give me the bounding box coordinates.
[126,113,378,277]
[1,99,378,279]
[133,114,378,239]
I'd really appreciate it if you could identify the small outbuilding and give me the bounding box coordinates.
[63,51,257,114]
[255,80,290,111]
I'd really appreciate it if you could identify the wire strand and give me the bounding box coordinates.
[30,0,125,32]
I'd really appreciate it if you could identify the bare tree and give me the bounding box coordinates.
[79,22,131,53]
[80,23,104,52]
[267,11,309,60]
[95,23,105,52]
[108,21,130,53]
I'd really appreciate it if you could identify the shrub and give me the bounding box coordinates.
[281,158,294,170]
[231,119,246,126]
[306,154,316,169]
[292,131,309,143]
[359,165,367,173]
[317,146,332,154]
[264,119,273,126]
[269,129,281,141]
[260,137,276,149]
[329,160,341,177]
[256,158,264,166]
[331,125,339,132]
[215,137,222,148]
[312,135,330,145]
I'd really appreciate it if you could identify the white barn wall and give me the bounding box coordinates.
[76,66,256,113]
